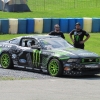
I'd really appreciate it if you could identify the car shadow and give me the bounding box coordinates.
[61,74,100,80]
[14,67,100,80]
[0,66,100,80]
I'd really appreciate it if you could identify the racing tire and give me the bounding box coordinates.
[0,52,13,69]
[48,59,63,77]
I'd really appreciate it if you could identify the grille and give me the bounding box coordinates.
[81,58,100,64]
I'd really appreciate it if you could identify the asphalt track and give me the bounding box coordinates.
[0,76,100,100]
[0,66,100,100]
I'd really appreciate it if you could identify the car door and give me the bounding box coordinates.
[16,38,33,68]
[19,37,42,69]
[30,39,42,68]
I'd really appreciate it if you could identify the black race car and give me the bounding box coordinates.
[0,35,100,76]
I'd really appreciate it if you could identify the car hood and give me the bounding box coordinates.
[51,47,99,58]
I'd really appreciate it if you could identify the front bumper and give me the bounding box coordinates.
[63,63,100,76]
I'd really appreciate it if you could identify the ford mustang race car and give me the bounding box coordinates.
[0,35,100,76]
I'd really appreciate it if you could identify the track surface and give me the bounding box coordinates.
[0,66,100,100]
[0,66,53,79]
[0,76,100,100]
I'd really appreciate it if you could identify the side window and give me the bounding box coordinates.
[27,39,38,47]
[21,38,39,47]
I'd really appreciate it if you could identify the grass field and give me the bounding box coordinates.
[0,0,100,18]
[0,33,100,55]
[0,76,33,80]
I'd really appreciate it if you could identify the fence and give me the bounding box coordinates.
[0,18,100,34]
[31,0,100,11]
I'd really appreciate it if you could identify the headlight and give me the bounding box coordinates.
[67,59,78,63]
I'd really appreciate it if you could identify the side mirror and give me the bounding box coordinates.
[31,45,41,50]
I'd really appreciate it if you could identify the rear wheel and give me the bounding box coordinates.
[0,52,13,69]
[48,59,63,77]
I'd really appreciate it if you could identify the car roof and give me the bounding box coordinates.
[16,35,61,40]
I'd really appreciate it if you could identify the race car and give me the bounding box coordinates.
[0,35,100,76]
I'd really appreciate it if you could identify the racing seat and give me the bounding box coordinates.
[27,40,35,47]
[30,41,35,46]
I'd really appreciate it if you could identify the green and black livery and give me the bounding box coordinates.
[0,35,100,77]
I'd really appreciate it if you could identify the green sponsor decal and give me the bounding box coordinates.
[66,48,78,50]
[33,50,41,67]
[54,50,68,56]
[59,57,70,60]
[0,48,2,53]
[75,35,80,42]
[52,50,70,60]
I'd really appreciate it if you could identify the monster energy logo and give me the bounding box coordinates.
[33,50,41,67]
[75,35,80,42]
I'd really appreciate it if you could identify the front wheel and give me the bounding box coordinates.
[48,59,63,77]
[0,52,13,69]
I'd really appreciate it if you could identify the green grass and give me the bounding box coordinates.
[0,76,33,80]
[0,0,100,18]
[0,34,28,40]
[0,33,100,55]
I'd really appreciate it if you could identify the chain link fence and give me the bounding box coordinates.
[31,0,100,11]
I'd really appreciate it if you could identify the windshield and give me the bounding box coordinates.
[39,38,73,50]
